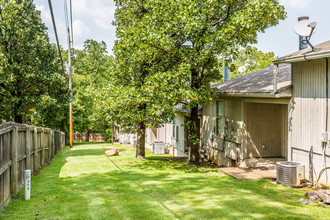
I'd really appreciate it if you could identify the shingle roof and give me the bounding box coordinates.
[275,40,330,64]
[215,64,291,95]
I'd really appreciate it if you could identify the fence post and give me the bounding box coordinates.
[59,133,62,151]
[41,129,44,167]
[34,128,38,172]
[48,129,51,163]
[11,126,18,197]
[52,130,55,158]
[26,127,31,170]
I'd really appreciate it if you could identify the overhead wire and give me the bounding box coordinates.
[70,0,73,49]
[47,0,65,75]
[63,0,69,30]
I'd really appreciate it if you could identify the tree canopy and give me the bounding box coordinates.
[228,46,277,79]
[71,39,112,134]
[112,0,286,163]
[0,0,69,130]
[98,7,184,157]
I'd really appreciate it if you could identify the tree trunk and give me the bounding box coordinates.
[189,106,200,164]
[112,125,115,144]
[85,130,90,142]
[14,100,23,123]
[14,114,23,124]
[136,122,146,159]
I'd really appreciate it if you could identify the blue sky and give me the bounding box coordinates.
[34,0,329,57]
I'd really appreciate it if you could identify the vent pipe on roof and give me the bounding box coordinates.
[298,16,309,50]
[224,65,230,82]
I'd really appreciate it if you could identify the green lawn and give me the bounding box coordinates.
[1,143,329,219]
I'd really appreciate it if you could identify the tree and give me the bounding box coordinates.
[71,40,113,135]
[228,46,277,79]
[98,46,181,158]
[101,3,184,158]
[0,0,69,130]
[113,0,285,164]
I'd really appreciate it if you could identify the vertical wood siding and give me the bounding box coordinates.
[291,59,329,154]
[291,59,330,185]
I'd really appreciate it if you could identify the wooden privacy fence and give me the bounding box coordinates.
[73,133,106,143]
[0,122,65,212]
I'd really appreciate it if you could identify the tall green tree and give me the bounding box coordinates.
[71,40,112,135]
[0,0,69,130]
[104,2,184,158]
[114,0,285,164]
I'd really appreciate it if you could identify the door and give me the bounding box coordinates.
[245,102,287,158]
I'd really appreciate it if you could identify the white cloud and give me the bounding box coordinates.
[36,5,51,21]
[73,19,90,39]
[73,0,115,30]
[280,0,312,9]
[35,4,67,47]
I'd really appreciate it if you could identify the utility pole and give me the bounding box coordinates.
[67,28,73,148]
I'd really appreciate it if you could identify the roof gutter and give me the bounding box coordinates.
[274,51,330,64]
[216,92,292,98]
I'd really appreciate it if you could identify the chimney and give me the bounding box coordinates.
[298,16,309,50]
[224,65,230,82]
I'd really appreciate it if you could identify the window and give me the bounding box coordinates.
[216,100,224,135]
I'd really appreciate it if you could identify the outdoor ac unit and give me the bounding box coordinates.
[153,141,165,154]
[276,161,305,187]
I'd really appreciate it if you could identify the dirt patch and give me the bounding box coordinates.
[219,167,276,179]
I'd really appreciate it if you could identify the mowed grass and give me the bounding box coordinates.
[1,143,329,219]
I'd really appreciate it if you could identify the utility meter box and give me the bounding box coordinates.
[320,132,328,143]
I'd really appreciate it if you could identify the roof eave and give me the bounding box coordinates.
[216,92,291,98]
[274,51,330,64]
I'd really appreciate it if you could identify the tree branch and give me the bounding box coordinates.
[211,5,231,28]
[142,40,182,62]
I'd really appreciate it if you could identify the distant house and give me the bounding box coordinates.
[145,104,202,157]
[201,64,291,167]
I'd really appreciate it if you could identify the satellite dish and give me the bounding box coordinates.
[294,19,317,51]
[238,66,246,73]
[294,20,317,37]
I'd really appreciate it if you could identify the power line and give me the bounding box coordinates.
[47,0,65,75]
[63,0,69,30]
[70,0,73,48]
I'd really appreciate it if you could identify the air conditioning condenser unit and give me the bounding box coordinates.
[153,141,165,154]
[276,161,305,187]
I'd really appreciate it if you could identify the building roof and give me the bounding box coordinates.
[214,64,291,95]
[274,40,330,64]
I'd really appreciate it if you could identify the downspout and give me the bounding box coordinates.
[325,58,328,132]
[273,64,279,94]
[325,57,329,185]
